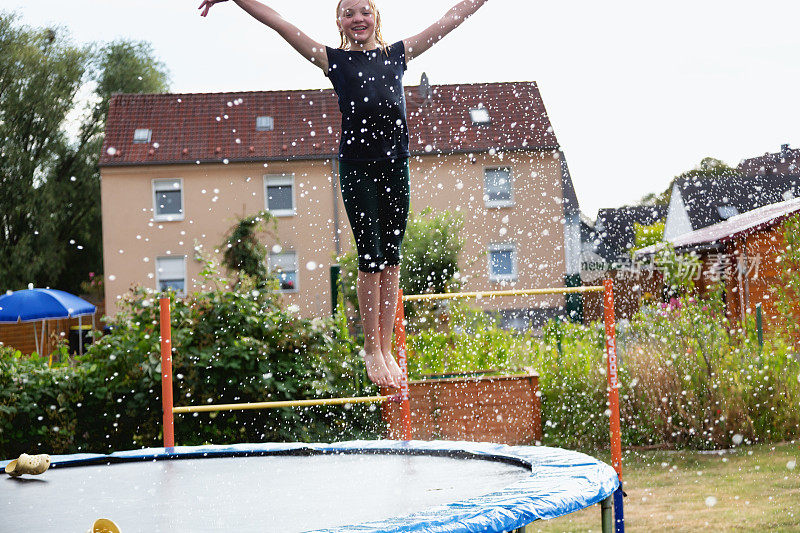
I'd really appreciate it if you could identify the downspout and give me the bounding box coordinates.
[559,151,583,322]
[330,158,343,315]
[331,158,342,256]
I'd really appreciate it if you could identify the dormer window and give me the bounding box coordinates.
[133,128,152,143]
[717,206,739,220]
[469,107,491,125]
[256,116,274,131]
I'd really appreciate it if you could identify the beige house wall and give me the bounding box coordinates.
[101,150,567,319]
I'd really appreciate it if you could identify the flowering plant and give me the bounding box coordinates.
[79,272,104,299]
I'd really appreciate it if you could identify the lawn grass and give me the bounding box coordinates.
[529,442,800,532]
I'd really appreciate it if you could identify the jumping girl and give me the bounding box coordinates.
[198,0,489,389]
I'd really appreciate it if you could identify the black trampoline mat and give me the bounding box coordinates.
[2,453,530,532]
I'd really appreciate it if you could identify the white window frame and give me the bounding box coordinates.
[133,128,152,143]
[155,255,187,296]
[484,167,514,208]
[469,107,491,125]
[488,242,518,282]
[152,178,185,222]
[256,116,274,131]
[264,174,296,217]
[268,251,299,292]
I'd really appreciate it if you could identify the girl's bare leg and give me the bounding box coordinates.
[378,265,403,384]
[357,270,395,388]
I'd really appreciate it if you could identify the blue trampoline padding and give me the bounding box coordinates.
[2,440,618,533]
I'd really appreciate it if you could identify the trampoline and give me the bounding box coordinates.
[2,440,619,532]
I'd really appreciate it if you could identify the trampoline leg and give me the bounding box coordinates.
[601,495,613,533]
[613,486,625,532]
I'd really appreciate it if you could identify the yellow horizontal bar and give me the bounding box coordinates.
[402,286,603,302]
[173,395,391,414]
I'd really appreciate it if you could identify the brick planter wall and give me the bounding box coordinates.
[383,373,542,445]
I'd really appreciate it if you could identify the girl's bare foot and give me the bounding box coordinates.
[382,350,403,388]
[361,349,395,388]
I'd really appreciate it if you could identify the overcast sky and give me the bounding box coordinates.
[5,0,799,218]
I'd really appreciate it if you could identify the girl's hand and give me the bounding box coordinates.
[198,0,228,17]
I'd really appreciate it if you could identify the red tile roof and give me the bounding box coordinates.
[100,82,559,166]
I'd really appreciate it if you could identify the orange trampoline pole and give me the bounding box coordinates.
[394,290,412,441]
[159,297,175,450]
[603,279,625,532]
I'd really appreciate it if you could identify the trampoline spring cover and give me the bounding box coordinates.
[1,440,618,533]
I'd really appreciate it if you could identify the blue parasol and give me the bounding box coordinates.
[0,289,97,355]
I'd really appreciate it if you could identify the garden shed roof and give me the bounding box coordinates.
[636,197,800,255]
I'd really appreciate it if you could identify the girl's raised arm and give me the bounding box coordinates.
[403,0,489,62]
[199,0,329,71]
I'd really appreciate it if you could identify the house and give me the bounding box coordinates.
[591,205,668,262]
[663,144,800,240]
[637,197,800,329]
[580,205,667,322]
[739,143,800,180]
[99,79,582,329]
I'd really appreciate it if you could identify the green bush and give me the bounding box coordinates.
[617,295,800,449]
[406,303,520,377]
[402,294,800,451]
[0,281,383,458]
[339,208,463,324]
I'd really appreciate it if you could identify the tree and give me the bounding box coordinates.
[632,220,665,252]
[220,211,276,286]
[0,15,90,290]
[42,39,170,293]
[0,13,170,293]
[637,157,738,207]
[339,208,463,319]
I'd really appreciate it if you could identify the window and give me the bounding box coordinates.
[256,116,274,131]
[484,167,513,207]
[717,205,739,220]
[469,107,491,125]
[133,128,152,143]
[156,256,186,294]
[264,174,295,216]
[488,243,517,282]
[153,179,184,221]
[269,251,298,291]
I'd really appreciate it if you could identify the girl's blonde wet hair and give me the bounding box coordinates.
[336,0,389,53]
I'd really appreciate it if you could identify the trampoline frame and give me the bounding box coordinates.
[155,281,626,532]
[3,440,619,533]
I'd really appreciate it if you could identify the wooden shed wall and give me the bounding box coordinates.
[0,299,105,356]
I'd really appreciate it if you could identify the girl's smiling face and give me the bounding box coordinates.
[337,0,377,47]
